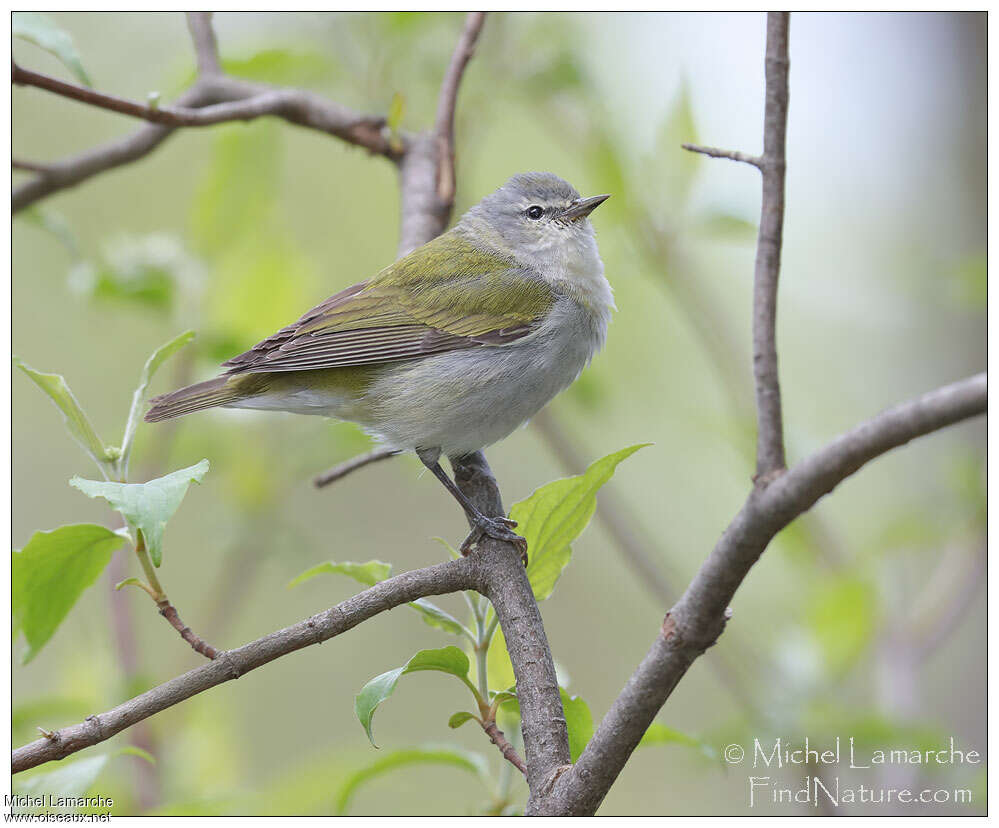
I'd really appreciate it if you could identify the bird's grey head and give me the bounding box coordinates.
[459,172,610,272]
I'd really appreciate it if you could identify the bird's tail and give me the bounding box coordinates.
[145,375,252,422]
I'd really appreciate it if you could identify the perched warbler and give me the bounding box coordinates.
[146,172,612,560]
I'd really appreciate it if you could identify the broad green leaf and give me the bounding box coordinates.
[355,647,476,747]
[638,722,719,761]
[288,559,392,589]
[561,688,593,762]
[13,525,124,664]
[485,624,516,695]
[15,755,108,799]
[333,745,490,815]
[448,711,478,729]
[70,460,210,567]
[806,577,877,675]
[491,686,591,762]
[14,746,155,801]
[14,357,115,475]
[12,12,92,86]
[289,559,472,639]
[409,598,472,639]
[120,330,196,474]
[512,444,650,600]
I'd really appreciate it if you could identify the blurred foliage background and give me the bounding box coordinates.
[12,12,985,816]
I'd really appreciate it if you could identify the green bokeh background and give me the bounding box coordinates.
[12,12,985,815]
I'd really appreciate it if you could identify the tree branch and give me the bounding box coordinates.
[433,12,486,206]
[12,63,392,151]
[313,448,401,488]
[187,12,222,77]
[448,452,571,802]
[12,557,480,773]
[680,142,762,168]
[752,12,790,479]
[543,372,986,814]
[11,12,397,213]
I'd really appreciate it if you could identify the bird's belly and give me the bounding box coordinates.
[365,299,604,457]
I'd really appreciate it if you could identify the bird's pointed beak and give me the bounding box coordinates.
[562,194,611,221]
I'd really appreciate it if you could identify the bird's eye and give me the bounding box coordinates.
[526,205,544,220]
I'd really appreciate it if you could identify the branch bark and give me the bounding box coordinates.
[751,12,790,479]
[12,558,479,773]
[542,371,986,814]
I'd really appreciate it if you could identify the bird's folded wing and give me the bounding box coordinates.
[222,233,556,374]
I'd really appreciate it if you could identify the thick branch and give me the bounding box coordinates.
[396,13,487,257]
[12,558,479,773]
[449,452,571,803]
[433,12,486,205]
[544,372,987,814]
[752,12,790,479]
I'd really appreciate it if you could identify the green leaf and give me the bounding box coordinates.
[638,722,719,761]
[409,598,473,640]
[288,559,392,589]
[485,625,516,696]
[333,745,490,815]
[14,746,156,801]
[560,688,593,762]
[12,12,92,86]
[447,711,478,729]
[354,647,476,747]
[14,357,115,475]
[490,686,591,762]
[15,755,108,799]
[120,330,195,474]
[115,745,156,764]
[512,444,650,601]
[70,460,210,567]
[13,525,124,663]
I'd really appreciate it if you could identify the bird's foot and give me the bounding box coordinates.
[460,515,528,566]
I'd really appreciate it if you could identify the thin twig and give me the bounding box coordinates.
[12,62,390,147]
[681,143,762,168]
[11,158,55,174]
[482,719,528,777]
[434,12,486,205]
[313,448,401,488]
[156,601,220,660]
[751,12,790,480]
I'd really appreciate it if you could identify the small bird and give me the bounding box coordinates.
[146,172,612,560]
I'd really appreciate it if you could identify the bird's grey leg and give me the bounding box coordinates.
[415,447,528,564]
